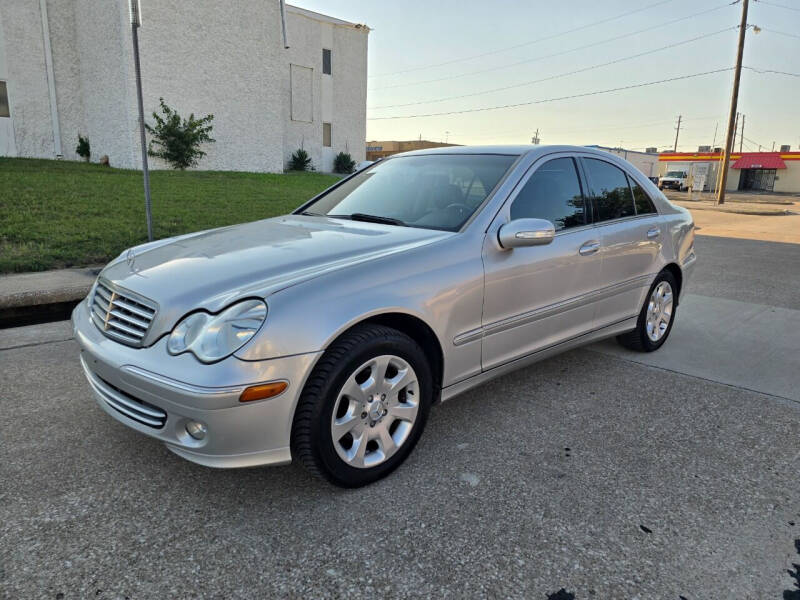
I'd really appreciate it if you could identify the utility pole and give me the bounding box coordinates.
[129,0,153,240]
[739,113,745,153]
[712,122,718,149]
[531,128,540,145]
[731,112,739,155]
[771,141,775,151]
[717,0,749,205]
[673,115,682,152]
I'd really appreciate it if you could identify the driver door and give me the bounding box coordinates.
[481,155,604,371]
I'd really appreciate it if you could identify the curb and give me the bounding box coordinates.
[0,267,99,327]
[674,203,794,216]
[0,283,94,310]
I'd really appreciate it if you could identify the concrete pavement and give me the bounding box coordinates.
[1,324,799,599]
[1,235,799,598]
[593,293,800,403]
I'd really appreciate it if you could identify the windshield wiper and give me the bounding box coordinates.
[348,213,407,227]
[299,210,325,217]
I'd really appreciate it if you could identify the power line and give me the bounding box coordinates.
[369,26,737,110]
[754,0,800,11]
[369,2,735,91]
[368,0,677,79]
[744,66,800,77]
[449,115,723,142]
[367,68,734,121]
[760,27,800,40]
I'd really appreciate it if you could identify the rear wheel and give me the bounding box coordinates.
[617,270,678,352]
[291,324,432,487]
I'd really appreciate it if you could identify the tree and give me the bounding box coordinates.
[334,151,355,174]
[289,148,312,171]
[76,135,91,162]
[145,98,214,170]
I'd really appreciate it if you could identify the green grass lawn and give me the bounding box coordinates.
[0,158,340,274]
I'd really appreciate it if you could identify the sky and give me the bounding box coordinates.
[290,0,800,153]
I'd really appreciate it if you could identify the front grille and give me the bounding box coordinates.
[91,280,157,347]
[94,374,167,429]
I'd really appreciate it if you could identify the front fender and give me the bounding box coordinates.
[234,234,486,387]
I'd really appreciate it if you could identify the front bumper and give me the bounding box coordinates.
[72,298,321,468]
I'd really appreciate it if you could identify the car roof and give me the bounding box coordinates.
[392,144,625,159]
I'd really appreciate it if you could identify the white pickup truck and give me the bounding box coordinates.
[658,170,689,191]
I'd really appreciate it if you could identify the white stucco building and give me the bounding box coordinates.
[0,1,369,172]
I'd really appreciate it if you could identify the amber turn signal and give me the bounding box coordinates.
[239,381,288,402]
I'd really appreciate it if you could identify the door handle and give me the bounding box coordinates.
[578,241,600,256]
[647,227,661,239]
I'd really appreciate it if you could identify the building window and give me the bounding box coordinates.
[0,82,10,118]
[322,48,331,75]
[323,122,332,147]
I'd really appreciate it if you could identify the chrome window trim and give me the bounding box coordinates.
[577,154,662,222]
[486,150,589,231]
[587,212,662,230]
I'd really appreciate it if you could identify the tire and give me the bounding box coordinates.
[291,323,433,487]
[616,270,678,352]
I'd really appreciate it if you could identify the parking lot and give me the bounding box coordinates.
[2,230,799,598]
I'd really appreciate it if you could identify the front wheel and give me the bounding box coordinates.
[291,324,432,487]
[616,270,678,352]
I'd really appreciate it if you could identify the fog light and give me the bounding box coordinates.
[185,421,207,440]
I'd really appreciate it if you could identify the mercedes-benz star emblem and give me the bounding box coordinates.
[126,249,137,272]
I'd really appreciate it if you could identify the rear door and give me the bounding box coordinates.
[480,154,603,371]
[580,157,663,328]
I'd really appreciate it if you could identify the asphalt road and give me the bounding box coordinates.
[2,235,799,599]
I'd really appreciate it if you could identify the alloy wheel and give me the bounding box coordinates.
[330,355,419,469]
[645,281,673,342]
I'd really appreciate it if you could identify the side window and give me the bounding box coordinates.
[510,157,585,231]
[322,49,332,75]
[584,158,635,222]
[629,176,657,215]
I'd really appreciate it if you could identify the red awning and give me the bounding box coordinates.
[732,153,786,169]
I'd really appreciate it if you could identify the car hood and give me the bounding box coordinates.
[100,215,452,342]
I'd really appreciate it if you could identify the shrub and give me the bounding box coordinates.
[145,98,214,170]
[289,148,312,171]
[333,151,355,174]
[76,135,91,162]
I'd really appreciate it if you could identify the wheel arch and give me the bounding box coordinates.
[323,311,445,400]
[661,263,683,304]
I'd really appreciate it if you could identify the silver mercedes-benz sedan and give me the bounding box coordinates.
[73,145,696,487]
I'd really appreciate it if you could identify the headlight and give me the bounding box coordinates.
[167,299,267,363]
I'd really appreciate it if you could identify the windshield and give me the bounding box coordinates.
[300,154,517,231]
[665,171,687,178]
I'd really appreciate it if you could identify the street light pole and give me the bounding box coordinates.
[717,0,749,205]
[130,0,153,241]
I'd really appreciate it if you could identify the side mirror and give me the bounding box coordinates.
[497,218,555,249]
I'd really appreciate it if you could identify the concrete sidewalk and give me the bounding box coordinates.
[0,267,98,310]
[592,293,800,404]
